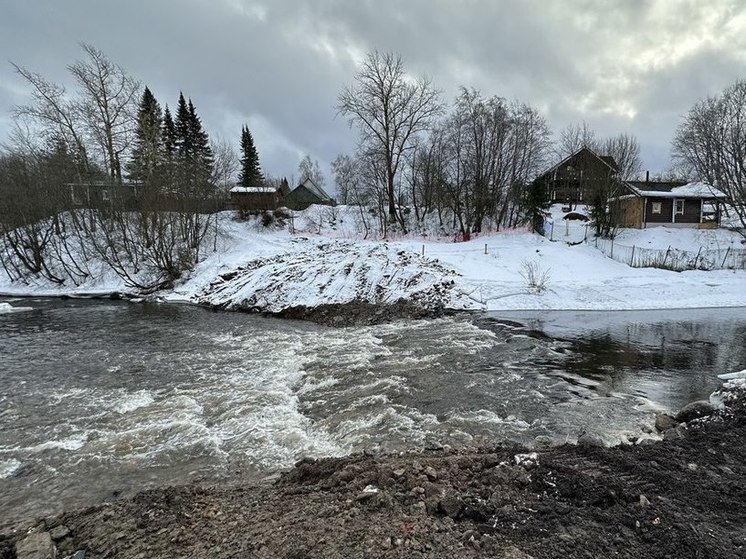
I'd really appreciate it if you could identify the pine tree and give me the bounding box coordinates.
[128,86,162,183]
[524,179,550,234]
[188,99,213,178]
[238,125,263,186]
[173,93,213,195]
[160,105,177,193]
[174,92,192,162]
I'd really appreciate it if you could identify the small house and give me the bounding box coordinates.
[283,178,334,210]
[611,180,727,229]
[229,185,283,213]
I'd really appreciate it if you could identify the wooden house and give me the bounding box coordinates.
[283,178,334,210]
[66,181,139,209]
[533,147,619,204]
[611,181,727,229]
[229,185,284,213]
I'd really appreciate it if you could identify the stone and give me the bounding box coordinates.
[15,532,55,559]
[500,545,536,559]
[577,431,606,447]
[424,466,438,481]
[675,400,715,423]
[639,495,651,507]
[438,493,463,519]
[49,525,70,541]
[655,413,678,432]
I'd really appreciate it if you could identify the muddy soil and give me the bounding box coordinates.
[3,384,745,559]
[271,301,456,326]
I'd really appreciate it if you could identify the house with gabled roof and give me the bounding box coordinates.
[283,178,334,210]
[611,179,728,229]
[533,146,619,204]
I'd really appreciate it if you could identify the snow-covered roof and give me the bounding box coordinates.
[230,186,278,194]
[625,181,727,199]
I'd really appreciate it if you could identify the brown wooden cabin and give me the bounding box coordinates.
[229,185,284,213]
[611,181,727,229]
[533,147,618,204]
[66,181,140,209]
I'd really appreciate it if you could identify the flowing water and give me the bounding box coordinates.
[1,298,745,524]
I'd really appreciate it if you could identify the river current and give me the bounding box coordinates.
[1,298,745,524]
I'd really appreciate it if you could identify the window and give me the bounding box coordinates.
[652,202,662,214]
[675,199,684,215]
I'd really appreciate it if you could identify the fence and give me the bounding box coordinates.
[589,237,746,271]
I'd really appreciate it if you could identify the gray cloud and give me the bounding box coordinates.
[1,0,745,182]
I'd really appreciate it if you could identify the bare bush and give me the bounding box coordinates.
[519,260,551,293]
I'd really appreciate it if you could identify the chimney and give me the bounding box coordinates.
[646,170,650,183]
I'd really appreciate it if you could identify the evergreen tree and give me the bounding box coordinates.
[160,105,177,192]
[128,86,162,183]
[188,99,213,178]
[173,93,213,195]
[238,125,263,186]
[174,92,192,162]
[524,179,550,235]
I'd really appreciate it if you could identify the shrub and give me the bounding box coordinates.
[520,260,551,293]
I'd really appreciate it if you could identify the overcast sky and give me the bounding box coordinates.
[1,0,745,184]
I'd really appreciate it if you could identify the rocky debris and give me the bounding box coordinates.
[655,413,678,432]
[675,400,716,423]
[15,532,54,559]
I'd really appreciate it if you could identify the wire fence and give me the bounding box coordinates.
[589,236,746,271]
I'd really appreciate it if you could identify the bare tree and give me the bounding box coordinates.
[210,135,239,191]
[673,79,746,232]
[556,122,598,159]
[67,43,140,183]
[337,51,443,230]
[11,65,90,177]
[602,133,642,180]
[298,154,326,187]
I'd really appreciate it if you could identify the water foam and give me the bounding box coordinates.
[113,390,155,414]
[0,458,22,479]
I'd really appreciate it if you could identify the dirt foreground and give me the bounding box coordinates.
[3,384,746,559]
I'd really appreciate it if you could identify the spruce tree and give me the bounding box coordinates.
[238,125,263,186]
[160,105,177,193]
[188,99,213,178]
[128,86,163,183]
[173,93,213,195]
[175,92,192,162]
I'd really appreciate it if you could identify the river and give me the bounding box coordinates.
[1,298,745,524]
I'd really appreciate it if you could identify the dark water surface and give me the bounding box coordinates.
[1,298,744,524]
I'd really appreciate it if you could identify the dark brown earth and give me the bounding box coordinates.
[3,384,745,559]
[272,301,456,327]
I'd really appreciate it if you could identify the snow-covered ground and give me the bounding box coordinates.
[1,206,745,313]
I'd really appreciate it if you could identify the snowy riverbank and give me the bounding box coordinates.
[2,208,745,316]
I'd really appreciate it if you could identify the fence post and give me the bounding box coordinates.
[721,246,731,268]
[484,243,488,255]
[422,245,425,257]
[663,246,671,267]
[630,245,636,266]
[693,246,703,269]
[610,238,614,259]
